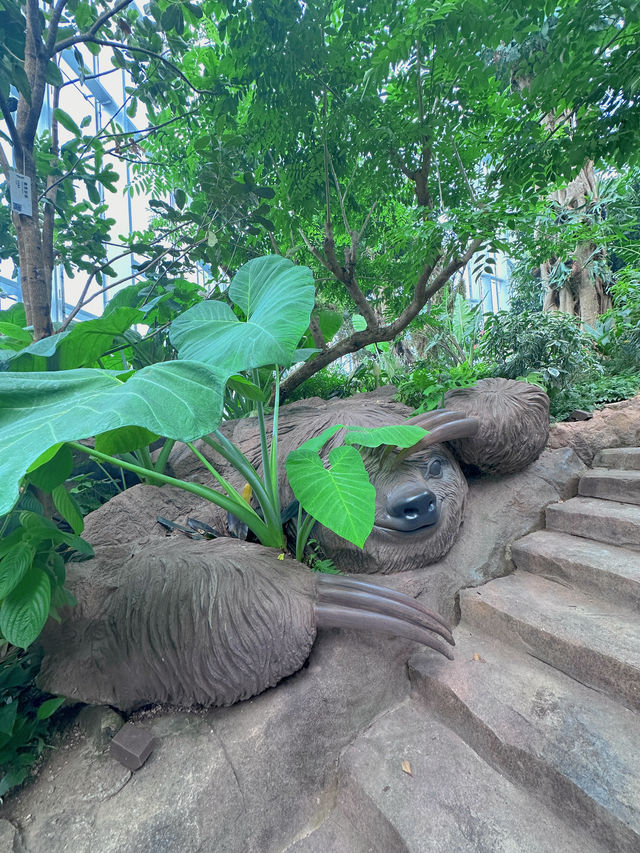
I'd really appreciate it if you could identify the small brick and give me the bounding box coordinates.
[109,722,155,770]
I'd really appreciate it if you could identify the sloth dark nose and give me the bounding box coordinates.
[385,484,439,531]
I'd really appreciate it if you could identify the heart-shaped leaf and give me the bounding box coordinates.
[286,444,375,548]
[170,256,315,371]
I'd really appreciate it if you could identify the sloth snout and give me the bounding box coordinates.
[384,484,439,531]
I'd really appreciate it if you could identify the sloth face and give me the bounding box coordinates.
[312,443,468,574]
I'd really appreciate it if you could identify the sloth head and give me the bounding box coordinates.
[312,441,467,574]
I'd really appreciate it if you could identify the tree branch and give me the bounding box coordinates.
[58,222,189,331]
[0,141,11,181]
[51,0,133,56]
[60,38,219,97]
[0,93,22,158]
[44,0,71,57]
[280,238,484,400]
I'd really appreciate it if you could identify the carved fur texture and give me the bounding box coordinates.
[39,538,316,711]
[444,378,550,474]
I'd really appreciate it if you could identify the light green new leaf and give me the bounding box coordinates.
[170,255,315,371]
[0,541,35,598]
[0,360,229,514]
[343,425,429,448]
[0,567,51,649]
[286,445,375,548]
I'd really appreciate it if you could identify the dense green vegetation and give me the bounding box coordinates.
[0,0,639,796]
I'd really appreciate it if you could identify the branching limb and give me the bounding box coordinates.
[51,0,134,55]
[280,237,483,400]
[0,141,13,182]
[44,0,71,57]
[66,38,219,97]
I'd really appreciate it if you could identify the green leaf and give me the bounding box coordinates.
[27,445,74,492]
[45,62,64,88]
[0,701,18,736]
[352,314,367,332]
[226,375,268,402]
[0,567,51,649]
[53,107,81,137]
[36,696,65,720]
[286,444,375,548]
[174,188,187,209]
[0,361,229,514]
[0,542,35,598]
[161,4,181,30]
[170,256,315,371]
[0,322,31,344]
[52,485,84,534]
[343,425,429,448]
[95,425,159,456]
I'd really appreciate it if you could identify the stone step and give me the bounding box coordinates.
[459,571,640,712]
[546,496,640,549]
[594,447,640,470]
[409,631,640,853]
[511,530,640,610]
[579,468,640,505]
[336,700,609,853]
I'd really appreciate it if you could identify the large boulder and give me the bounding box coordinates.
[548,394,640,464]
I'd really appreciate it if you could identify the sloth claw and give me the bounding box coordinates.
[314,575,454,659]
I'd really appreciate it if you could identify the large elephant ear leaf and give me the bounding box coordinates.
[170,255,315,371]
[0,361,229,515]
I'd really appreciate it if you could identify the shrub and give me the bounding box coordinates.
[550,372,640,421]
[479,310,603,391]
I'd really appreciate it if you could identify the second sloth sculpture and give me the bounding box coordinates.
[38,378,550,710]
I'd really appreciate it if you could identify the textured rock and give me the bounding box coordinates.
[409,631,640,853]
[0,820,22,853]
[594,447,640,470]
[579,468,640,505]
[511,530,640,609]
[5,630,415,853]
[548,395,640,464]
[546,496,640,549]
[460,571,640,711]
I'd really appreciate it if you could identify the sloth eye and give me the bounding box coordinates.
[428,459,442,478]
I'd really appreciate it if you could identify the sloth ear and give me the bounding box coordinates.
[398,409,479,460]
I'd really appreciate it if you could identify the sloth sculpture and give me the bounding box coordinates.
[38,538,454,710]
[168,377,550,573]
[38,377,549,711]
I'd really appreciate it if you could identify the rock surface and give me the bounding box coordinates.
[548,394,640,464]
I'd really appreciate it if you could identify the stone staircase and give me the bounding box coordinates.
[292,448,640,853]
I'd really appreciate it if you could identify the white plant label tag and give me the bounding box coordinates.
[9,169,33,217]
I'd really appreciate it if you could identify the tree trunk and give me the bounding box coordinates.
[541,160,611,325]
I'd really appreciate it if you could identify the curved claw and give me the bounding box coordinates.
[405,409,468,429]
[314,575,454,660]
[397,415,480,461]
[314,605,454,660]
